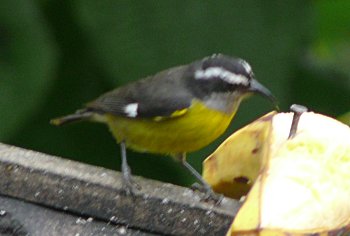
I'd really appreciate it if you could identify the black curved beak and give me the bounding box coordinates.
[248,79,279,111]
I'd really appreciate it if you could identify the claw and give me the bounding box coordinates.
[121,174,141,196]
[191,183,223,205]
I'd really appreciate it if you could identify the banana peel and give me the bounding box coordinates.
[202,111,350,235]
[203,112,275,199]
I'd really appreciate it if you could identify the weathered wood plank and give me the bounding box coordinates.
[0,143,239,235]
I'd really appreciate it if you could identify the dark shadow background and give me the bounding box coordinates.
[0,0,349,186]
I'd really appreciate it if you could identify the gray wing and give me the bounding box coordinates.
[86,65,194,119]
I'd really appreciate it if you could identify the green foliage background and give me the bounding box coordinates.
[0,1,349,186]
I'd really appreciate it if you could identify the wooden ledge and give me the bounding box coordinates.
[0,143,239,235]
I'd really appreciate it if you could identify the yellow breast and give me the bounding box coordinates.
[104,100,237,154]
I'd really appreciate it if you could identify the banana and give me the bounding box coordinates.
[203,111,350,236]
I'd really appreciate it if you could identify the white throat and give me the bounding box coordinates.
[203,92,243,114]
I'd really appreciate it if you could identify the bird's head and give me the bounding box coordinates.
[185,54,279,112]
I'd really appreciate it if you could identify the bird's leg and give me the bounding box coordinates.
[120,141,140,194]
[176,153,222,204]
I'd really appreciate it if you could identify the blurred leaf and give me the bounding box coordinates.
[339,111,350,125]
[0,0,57,139]
[293,1,349,121]
[306,0,350,83]
[307,40,350,87]
[316,0,350,43]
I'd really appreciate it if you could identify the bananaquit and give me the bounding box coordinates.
[51,54,277,198]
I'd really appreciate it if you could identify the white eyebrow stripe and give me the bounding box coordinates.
[124,103,138,117]
[239,59,252,75]
[194,67,249,85]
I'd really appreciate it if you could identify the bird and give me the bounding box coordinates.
[51,54,278,199]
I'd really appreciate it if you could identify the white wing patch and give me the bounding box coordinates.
[194,67,249,86]
[124,103,138,117]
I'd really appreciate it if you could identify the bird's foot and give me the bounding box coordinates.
[121,173,141,196]
[191,182,223,205]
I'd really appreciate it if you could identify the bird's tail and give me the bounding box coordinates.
[50,109,93,126]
